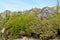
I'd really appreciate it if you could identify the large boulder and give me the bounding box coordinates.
[37,7,55,20]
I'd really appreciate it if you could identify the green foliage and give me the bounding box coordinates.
[0,15,3,20]
[4,13,60,39]
[0,15,3,40]
[0,32,2,40]
[0,15,3,30]
[25,18,41,36]
[27,20,57,40]
[3,7,60,40]
[49,14,60,30]
[39,14,60,40]
[4,14,39,38]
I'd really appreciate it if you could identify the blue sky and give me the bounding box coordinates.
[0,0,60,12]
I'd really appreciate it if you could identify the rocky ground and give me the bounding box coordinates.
[15,37,60,40]
[15,37,39,40]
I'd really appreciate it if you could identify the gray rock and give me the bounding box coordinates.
[37,7,55,20]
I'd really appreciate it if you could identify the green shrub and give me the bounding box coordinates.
[4,14,39,38]
[25,18,41,36]
[39,14,60,40]
[4,13,60,39]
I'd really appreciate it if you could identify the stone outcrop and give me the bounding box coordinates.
[37,7,55,20]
